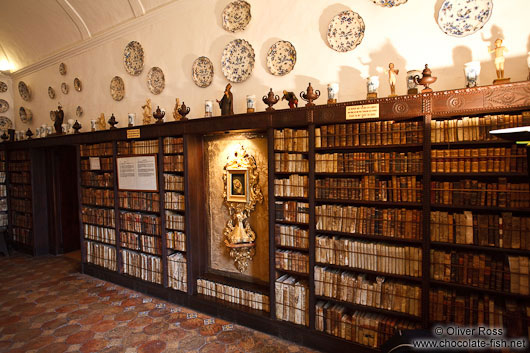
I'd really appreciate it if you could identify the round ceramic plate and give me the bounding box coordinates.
[76,106,83,117]
[110,76,125,101]
[0,81,7,93]
[0,116,13,130]
[371,0,407,7]
[437,0,493,37]
[327,10,365,52]
[266,40,297,76]
[0,99,9,113]
[48,86,55,99]
[18,81,31,101]
[74,77,82,92]
[222,0,251,32]
[123,40,144,76]
[59,62,67,75]
[147,67,165,95]
[19,107,32,123]
[221,39,255,83]
[61,82,69,94]
[192,56,214,88]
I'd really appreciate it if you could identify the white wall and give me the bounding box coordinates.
[11,0,530,131]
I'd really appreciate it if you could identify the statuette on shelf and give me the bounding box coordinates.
[262,88,279,111]
[489,38,510,84]
[153,106,165,124]
[1,131,8,142]
[53,104,64,134]
[413,64,437,93]
[173,98,183,121]
[464,61,481,88]
[366,76,379,99]
[406,70,421,94]
[217,83,234,116]
[142,98,152,125]
[178,102,190,120]
[73,120,81,133]
[388,63,399,97]
[25,128,33,139]
[281,90,298,109]
[205,100,213,117]
[97,113,106,131]
[300,82,320,107]
[108,113,118,129]
[327,83,339,104]
[246,95,256,113]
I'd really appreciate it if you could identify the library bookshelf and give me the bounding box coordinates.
[4,81,530,352]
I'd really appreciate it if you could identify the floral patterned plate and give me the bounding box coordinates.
[437,0,493,37]
[147,67,165,95]
[18,81,31,101]
[0,99,8,113]
[221,39,255,83]
[192,56,214,88]
[61,82,69,94]
[371,0,407,7]
[48,86,55,99]
[266,40,297,76]
[19,107,32,123]
[76,106,83,117]
[0,116,13,130]
[59,62,67,75]
[327,10,365,52]
[110,76,125,101]
[123,40,144,76]
[222,0,251,32]
[74,77,82,92]
[0,81,7,92]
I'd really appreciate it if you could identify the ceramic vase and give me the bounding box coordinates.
[205,100,213,117]
[246,95,256,113]
[406,70,421,94]
[327,83,339,104]
[464,61,481,88]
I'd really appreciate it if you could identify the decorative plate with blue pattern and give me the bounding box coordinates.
[221,39,255,83]
[266,40,297,76]
[327,10,365,52]
[371,0,407,7]
[147,67,165,95]
[437,0,493,37]
[123,41,144,76]
[222,0,251,33]
[192,56,214,88]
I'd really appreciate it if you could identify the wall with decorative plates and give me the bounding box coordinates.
[8,0,530,130]
[0,73,14,131]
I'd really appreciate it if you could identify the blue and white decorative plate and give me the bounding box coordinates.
[59,62,67,75]
[221,39,255,83]
[192,56,214,88]
[48,86,55,99]
[371,0,407,7]
[147,67,165,95]
[0,116,13,130]
[19,107,32,123]
[110,76,125,101]
[437,0,493,37]
[123,40,144,76]
[222,0,251,33]
[0,81,7,93]
[266,40,297,76]
[74,77,82,92]
[18,81,31,101]
[61,82,69,94]
[0,99,8,113]
[327,10,365,52]
[76,106,83,118]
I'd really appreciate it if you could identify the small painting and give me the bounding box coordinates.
[227,169,248,202]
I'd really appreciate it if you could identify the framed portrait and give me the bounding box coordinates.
[227,168,248,203]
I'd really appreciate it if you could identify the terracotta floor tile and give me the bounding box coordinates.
[80,338,109,353]
[54,324,81,337]
[217,330,243,344]
[21,335,55,351]
[126,316,153,328]
[180,317,204,330]
[91,320,117,333]
[42,318,69,330]
[138,340,166,353]
[36,342,70,353]
[65,330,95,345]
[200,342,227,353]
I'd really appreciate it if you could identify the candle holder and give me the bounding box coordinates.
[73,120,81,133]
[178,102,190,120]
[108,113,118,129]
[413,64,437,93]
[262,89,279,112]
[153,106,165,124]
[300,82,320,107]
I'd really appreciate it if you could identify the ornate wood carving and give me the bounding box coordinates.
[484,85,530,108]
[392,102,409,115]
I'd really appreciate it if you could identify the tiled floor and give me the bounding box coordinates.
[0,253,318,353]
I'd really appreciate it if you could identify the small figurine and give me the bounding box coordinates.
[25,128,33,139]
[73,120,81,133]
[178,102,190,120]
[54,104,64,134]
[108,113,118,129]
[1,131,8,142]
[282,90,298,109]
[388,63,399,97]
[153,106,165,124]
[97,113,106,130]
[173,98,182,121]
[300,83,320,107]
[262,88,279,111]
[413,64,437,93]
[489,38,510,84]
[142,98,152,125]
[217,83,234,116]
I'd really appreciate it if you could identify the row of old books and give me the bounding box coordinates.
[274,153,309,173]
[85,240,117,271]
[315,152,423,174]
[167,231,186,252]
[11,227,31,245]
[9,184,31,199]
[316,236,422,277]
[118,191,160,212]
[316,121,423,148]
[9,199,31,213]
[316,205,422,240]
[275,201,309,223]
[10,213,32,229]
[81,172,113,188]
[121,249,162,284]
[82,188,114,207]
[8,150,30,161]
[430,114,528,143]
[84,224,115,244]
[275,224,308,249]
[120,232,162,255]
[166,213,185,231]
[0,198,6,213]
[80,142,113,157]
[430,250,530,295]
[119,211,160,235]
[81,207,115,227]
[80,157,113,171]
[315,266,421,316]
[0,171,4,183]
[163,137,184,154]
[274,175,308,198]
[431,179,530,208]
[429,287,528,335]
[273,129,309,152]
[197,278,270,312]
[117,140,158,155]
[275,250,309,274]
[8,171,30,184]
[165,192,185,211]
[431,146,527,173]
[431,211,530,249]
[0,213,7,227]
[168,252,187,292]
[275,275,308,325]
[163,155,184,172]
[315,301,420,348]
[7,160,30,172]
[316,176,422,203]
[164,174,184,192]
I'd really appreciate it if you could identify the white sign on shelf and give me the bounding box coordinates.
[89,157,101,171]
[117,155,158,191]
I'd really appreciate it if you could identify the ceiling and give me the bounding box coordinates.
[0,0,175,72]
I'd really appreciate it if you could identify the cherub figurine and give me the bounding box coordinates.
[489,38,508,80]
[142,98,152,125]
[96,113,106,130]
[281,90,298,109]
[217,83,234,116]
[388,63,399,96]
[173,98,182,121]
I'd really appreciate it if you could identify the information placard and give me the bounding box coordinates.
[117,155,158,191]
[89,157,101,171]
[346,104,379,120]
